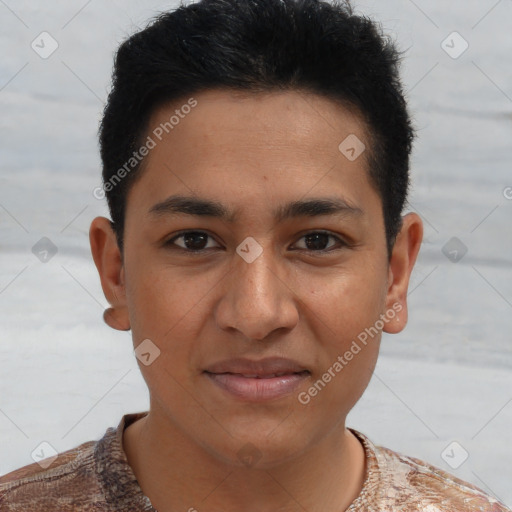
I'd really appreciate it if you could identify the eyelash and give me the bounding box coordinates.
[164,230,348,255]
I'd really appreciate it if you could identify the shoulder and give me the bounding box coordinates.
[0,441,103,512]
[0,412,151,511]
[0,438,100,511]
[381,445,509,510]
[350,429,512,511]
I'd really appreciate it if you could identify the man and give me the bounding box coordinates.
[1,0,509,510]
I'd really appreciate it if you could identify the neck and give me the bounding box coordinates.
[123,410,366,512]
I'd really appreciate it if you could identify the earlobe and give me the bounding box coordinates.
[89,216,131,331]
[383,212,423,334]
[103,307,131,331]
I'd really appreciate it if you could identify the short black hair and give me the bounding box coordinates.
[98,0,414,258]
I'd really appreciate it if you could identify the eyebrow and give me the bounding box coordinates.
[148,194,364,223]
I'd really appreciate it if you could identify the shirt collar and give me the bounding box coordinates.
[96,412,381,511]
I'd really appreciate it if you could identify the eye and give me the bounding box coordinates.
[292,231,347,252]
[164,230,347,254]
[165,231,221,252]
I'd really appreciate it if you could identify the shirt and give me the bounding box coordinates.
[0,411,510,511]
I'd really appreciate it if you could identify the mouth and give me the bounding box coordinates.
[204,370,310,378]
[203,356,309,376]
[203,370,311,401]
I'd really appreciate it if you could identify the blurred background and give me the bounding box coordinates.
[0,0,511,505]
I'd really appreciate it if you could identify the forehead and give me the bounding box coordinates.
[147,88,368,159]
[126,88,377,219]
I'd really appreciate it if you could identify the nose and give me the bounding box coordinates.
[214,244,299,340]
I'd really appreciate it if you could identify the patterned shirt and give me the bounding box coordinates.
[1,411,510,511]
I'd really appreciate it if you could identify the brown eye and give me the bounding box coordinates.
[293,231,346,252]
[166,231,221,252]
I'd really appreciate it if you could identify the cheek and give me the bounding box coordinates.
[124,270,206,403]
[299,265,386,404]
[125,264,215,379]
[126,260,205,334]
[302,263,387,343]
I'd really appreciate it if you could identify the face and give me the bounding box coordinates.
[90,89,422,468]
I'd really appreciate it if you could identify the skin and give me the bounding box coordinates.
[90,89,423,512]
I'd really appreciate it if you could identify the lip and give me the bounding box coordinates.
[204,356,309,376]
[204,371,310,401]
[203,357,310,401]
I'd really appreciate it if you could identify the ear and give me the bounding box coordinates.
[382,212,423,334]
[89,216,130,331]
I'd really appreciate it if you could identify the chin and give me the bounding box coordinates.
[202,426,310,470]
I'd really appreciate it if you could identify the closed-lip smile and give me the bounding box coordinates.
[203,356,310,377]
[203,357,310,401]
